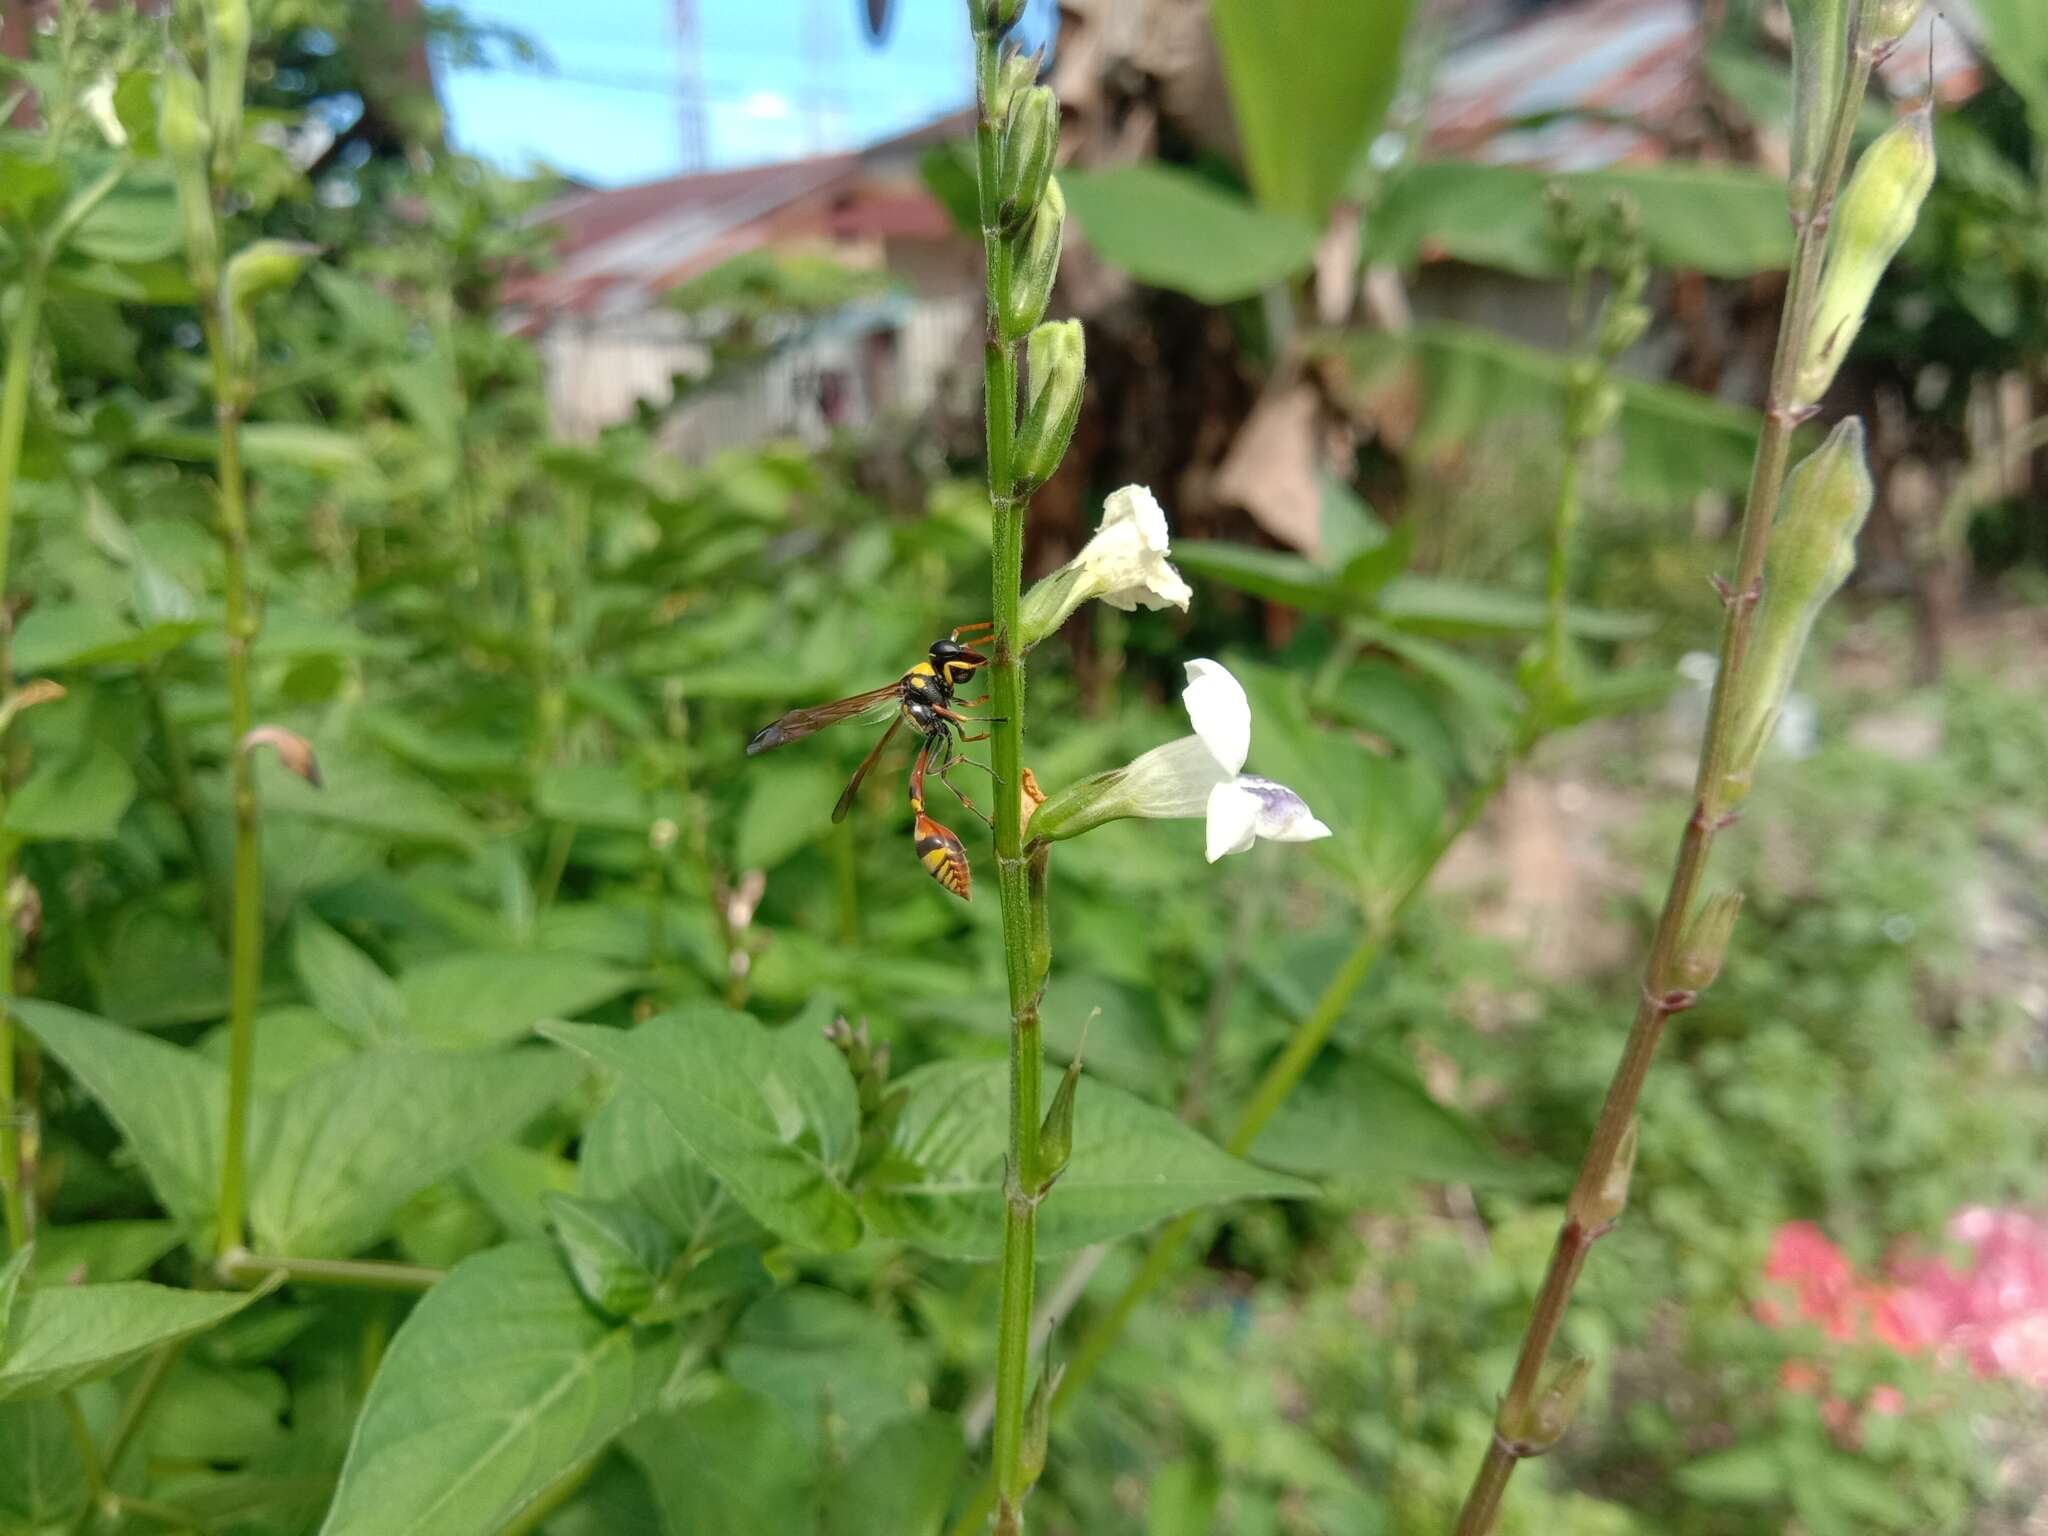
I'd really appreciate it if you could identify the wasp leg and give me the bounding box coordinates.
[937,753,997,829]
[950,620,996,642]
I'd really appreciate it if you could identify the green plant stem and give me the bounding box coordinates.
[216,1248,446,1293]
[60,1390,106,1509]
[1542,449,1582,675]
[948,761,1511,1536]
[0,255,47,1255]
[206,308,263,1261]
[972,24,1045,1532]
[100,1340,185,1487]
[1451,39,1877,1536]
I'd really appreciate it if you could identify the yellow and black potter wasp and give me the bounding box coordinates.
[745,623,997,899]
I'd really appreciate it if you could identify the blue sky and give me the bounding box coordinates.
[438,0,989,186]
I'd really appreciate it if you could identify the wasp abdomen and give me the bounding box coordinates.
[913,814,971,900]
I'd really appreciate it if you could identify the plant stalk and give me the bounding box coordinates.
[206,304,263,1260]
[973,23,1046,1530]
[947,761,1511,1536]
[216,1248,446,1293]
[0,256,47,1254]
[1451,38,1877,1536]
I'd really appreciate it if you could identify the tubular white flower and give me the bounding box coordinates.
[82,74,128,148]
[1016,484,1192,651]
[1075,485,1192,614]
[1028,658,1332,860]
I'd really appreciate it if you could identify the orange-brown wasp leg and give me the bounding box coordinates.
[950,620,996,643]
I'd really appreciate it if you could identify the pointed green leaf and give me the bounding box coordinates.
[578,1086,751,1250]
[0,1248,30,1353]
[0,1398,91,1528]
[2,743,136,842]
[823,1413,963,1536]
[624,1380,811,1536]
[319,1242,684,1536]
[724,1286,924,1449]
[249,1047,576,1258]
[292,917,405,1045]
[0,1281,260,1400]
[29,1221,180,1285]
[15,1000,223,1235]
[864,1061,1315,1261]
[543,1010,861,1254]
[396,951,634,1048]
[543,1193,674,1320]
[1061,164,1319,303]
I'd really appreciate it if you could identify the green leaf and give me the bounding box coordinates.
[1377,575,1653,641]
[0,1398,90,1529]
[1333,321,1765,503]
[247,741,482,852]
[1061,163,1319,303]
[1212,0,1413,221]
[2,742,135,842]
[69,177,181,263]
[0,1248,29,1354]
[248,1046,575,1258]
[723,1286,924,1449]
[0,1281,260,1400]
[543,1193,675,1320]
[1368,160,1792,280]
[917,142,980,235]
[624,1380,811,1536]
[733,757,844,872]
[29,1221,179,1285]
[543,1010,862,1254]
[1677,1443,1787,1504]
[536,763,677,834]
[1172,542,1352,614]
[579,1087,749,1250]
[822,1413,963,1536]
[1974,0,2048,143]
[1251,1050,1551,1189]
[864,1061,1315,1261]
[16,1000,223,1235]
[395,950,635,1048]
[319,1242,684,1536]
[292,916,406,1045]
[140,422,381,483]
[9,603,203,671]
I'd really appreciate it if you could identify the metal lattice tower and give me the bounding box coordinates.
[671,0,707,171]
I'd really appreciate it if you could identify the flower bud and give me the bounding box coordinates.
[1013,320,1084,492]
[0,680,64,737]
[1502,1355,1592,1454]
[1567,1121,1636,1234]
[1787,0,1851,217]
[1673,890,1743,993]
[226,239,318,313]
[204,0,251,181]
[241,725,323,787]
[1597,298,1651,359]
[1795,107,1934,402]
[1719,419,1872,806]
[1001,176,1064,342]
[969,0,1025,37]
[1865,0,1925,48]
[159,56,218,291]
[988,47,1040,126]
[997,86,1059,235]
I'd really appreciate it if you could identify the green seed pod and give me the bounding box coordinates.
[1018,1361,1062,1493]
[1037,1055,1080,1193]
[1001,176,1064,342]
[1786,0,1851,218]
[204,0,251,182]
[1014,319,1084,492]
[158,56,218,291]
[1597,298,1651,359]
[997,86,1059,234]
[1567,1120,1637,1234]
[1672,890,1743,993]
[1720,419,1873,806]
[1795,107,1935,403]
[1865,0,1926,48]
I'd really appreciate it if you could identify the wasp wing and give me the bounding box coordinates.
[831,711,906,824]
[745,683,900,755]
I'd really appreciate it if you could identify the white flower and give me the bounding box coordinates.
[81,73,127,149]
[1115,659,1331,862]
[1016,484,1191,650]
[1073,485,1192,613]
